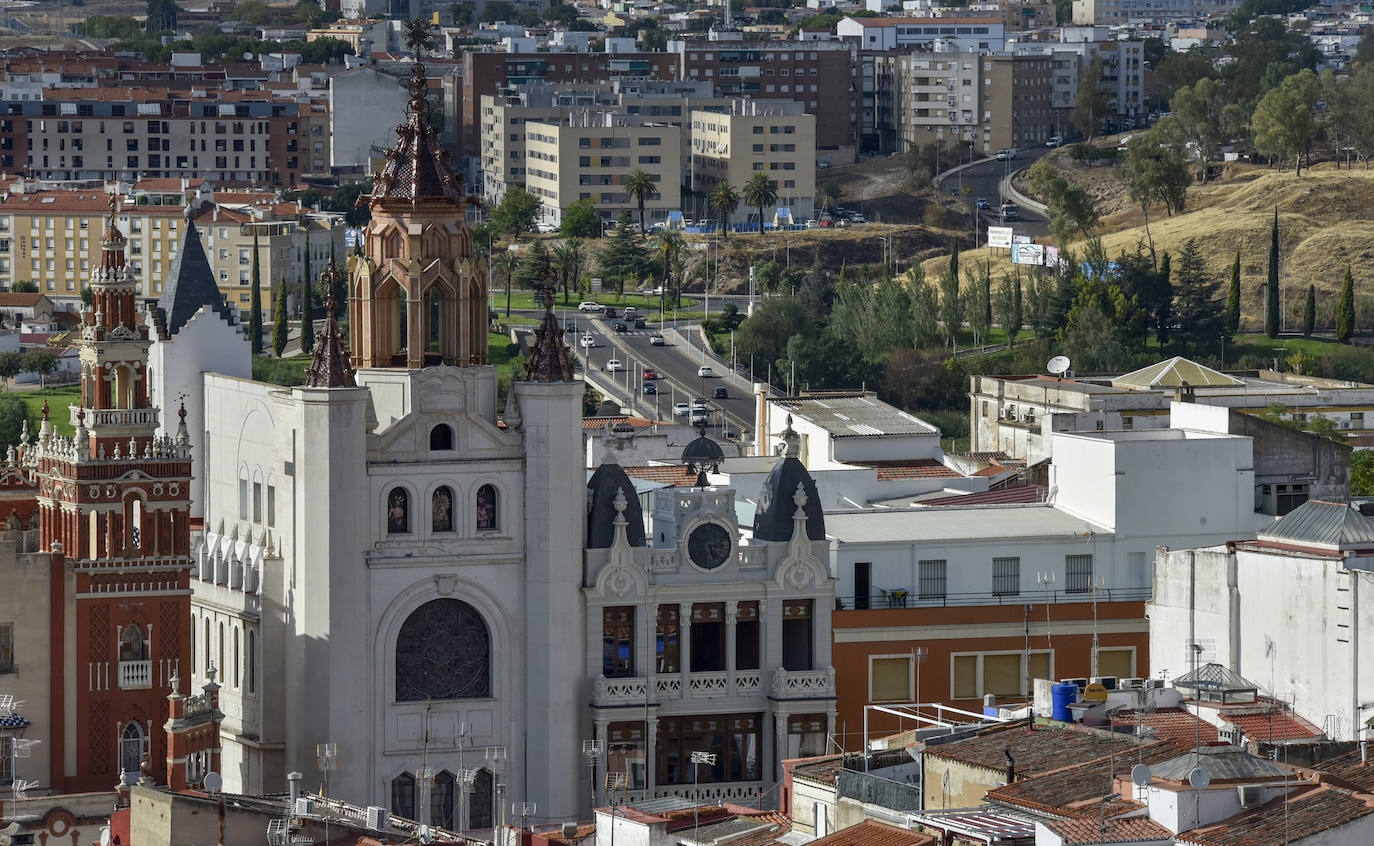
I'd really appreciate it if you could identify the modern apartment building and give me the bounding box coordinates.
[0,88,331,187]
[522,111,682,228]
[1071,0,1241,23]
[836,16,1007,53]
[689,101,816,226]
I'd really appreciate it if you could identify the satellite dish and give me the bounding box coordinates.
[99,826,112,846]
[1188,766,1212,790]
[204,772,223,794]
[243,51,253,61]
[1047,355,1071,376]
[1131,764,1152,786]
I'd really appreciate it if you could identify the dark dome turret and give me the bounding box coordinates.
[681,423,724,486]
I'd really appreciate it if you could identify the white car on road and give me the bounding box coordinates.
[605,359,625,372]
[578,301,604,312]
[697,366,715,377]
[673,402,690,416]
[580,333,594,348]
[649,335,666,346]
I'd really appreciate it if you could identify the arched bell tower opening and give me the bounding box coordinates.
[349,59,486,370]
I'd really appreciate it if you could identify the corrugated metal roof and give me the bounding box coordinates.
[1258,500,1374,548]
[1113,357,1244,389]
[775,395,940,438]
[1153,746,1290,781]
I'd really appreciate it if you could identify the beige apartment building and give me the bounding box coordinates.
[0,181,344,315]
[523,112,682,228]
[689,101,816,227]
[889,52,1054,155]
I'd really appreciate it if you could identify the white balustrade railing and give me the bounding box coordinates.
[736,671,761,692]
[688,672,728,696]
[118,659,153,690]
[770,666,835,698]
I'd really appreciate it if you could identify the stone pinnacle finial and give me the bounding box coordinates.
[41,400,49,422]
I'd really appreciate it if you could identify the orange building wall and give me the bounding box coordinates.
[830,600,1150,750]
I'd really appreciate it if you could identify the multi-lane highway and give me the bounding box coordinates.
[560,308,758,435]
[938,147,1053,240]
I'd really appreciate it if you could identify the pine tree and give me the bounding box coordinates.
[1338,267,1355,344]
[1155,251,1173,348]
[300,228,314,353]
[248,233,263,354]
[1302,284,1316,338]
[1266,208,1280,338]
[1226,249,1241,335]
[272,275,289,357]
[1171,239,1225,353]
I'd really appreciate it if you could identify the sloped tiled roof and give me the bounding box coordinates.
[622,465,699,487]
[1113,356,1243,389]
[920,485,1046,506]
[1257,500,1374,549]
[1224,711,1323,743]
[806,820,935,846]
[1318,747,1374,793]
[852,459,960,480]
[987,741,1176,818]
[927,723,1148,777]
[1046,817,1173,845]
[1178,785,1374,846]
[1116,708,1220,746]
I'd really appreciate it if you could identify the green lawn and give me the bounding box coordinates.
[1224,333,1350,364]
[18,385,80,436]
[488,332,520,368]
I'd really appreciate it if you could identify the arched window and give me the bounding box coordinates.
[120,722,145,775]
[432,770,456,829]
[430,424,454,451]
[476,485,498,532]
[395,598,491,701]
[396,287,408,354]
[391,772,416,820]
[232,627,240,688]
[247,629,256,694]
[113,365,134,410]
[432,486,454,533]
[427,287,443,354]
[470,768,494,829]
[387,487,410,535]
[119,625,146,662]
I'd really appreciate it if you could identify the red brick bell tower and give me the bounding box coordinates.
[34,198,194,792]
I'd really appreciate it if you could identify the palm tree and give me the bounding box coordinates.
[495,249,520,317]
[741,172,777,237]
[552,238,582,305]
[623,168,657,240]
[653,228,684,310]
[709,181,740,239]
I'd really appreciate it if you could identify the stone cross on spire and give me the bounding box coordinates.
[523,267,575,383]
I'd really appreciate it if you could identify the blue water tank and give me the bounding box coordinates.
[1051,682,1078,722]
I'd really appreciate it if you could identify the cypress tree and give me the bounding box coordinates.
[1155,251,1172,348]
[1338,267,1355,344]
[272,275,289,357]
[1225,249,1241,335]
[1266,208,1280,338]
[248,232,263,354]
[1011,272,1023,347]
[300,228,314,353]
[329,239,346,316]
[1302,284,1315,338]
[949,242,959,282]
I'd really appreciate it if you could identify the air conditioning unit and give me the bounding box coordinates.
[1118,677,1145,690]
[1060,677,1088,690]
[1237,784,1262,807]
[1090,676,1118,690]
[294,797,315,817]
[562,823,580,838]
[1146,678,1166,689]
[366,806,389,831]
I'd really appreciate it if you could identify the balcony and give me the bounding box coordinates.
[119,659,152,690]
[834,586,1153,610]
[72,407,160,430]
[633,782,769,806]
[770,667,835,699]
[592,671,768,707]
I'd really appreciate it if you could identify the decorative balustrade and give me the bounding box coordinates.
[592,675,649,706]
[73,407,160,429]
[649,782,769,805]
[118,659,152,690]
[649,552,678,572]
[736,671,761,692]
[688,672,728,696]
[736,546,767,570]
[654,676,681,699]
[183,692,214,718]
[770,666,835,699]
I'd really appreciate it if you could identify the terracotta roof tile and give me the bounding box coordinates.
[929,723,1155,778]
[1318,748,1374,793]
[987,740,1176,818]
[852,459,960,480]
[1179,785,1374,846]
[622,465,698,486]
[807,820,935,846]
[1048,817,1172,845]
[1116,708,1220,746]
[1224,712,1323,743]
[0,293,45,307]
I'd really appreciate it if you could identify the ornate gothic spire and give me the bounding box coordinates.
[304,291,357,388]
[369,61,463,206]
[523,271,575,383]
[100,194,126,271]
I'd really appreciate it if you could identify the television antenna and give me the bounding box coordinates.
[689,751,718,843]
[457,767,478,838]
[582,739,604,811]
[316,743,337,795]
[512,801,536,835]
[911,646,928,708]
[416,766,435,827]
[1047,355,1071,377]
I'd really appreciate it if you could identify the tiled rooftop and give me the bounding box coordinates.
[852,459,960,480]
[621,465,699,486]
[806,820,935,846]
[1047,817,1173,845]
[926,723,1149,777]
[1224,711,1323,743]
[986,740,1176,818]
[920,485,1046,506]
[1318,747,1374,793]
[1116,708,1220,746]
[1179,785,1374,846]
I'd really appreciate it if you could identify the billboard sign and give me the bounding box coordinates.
[1012,243,1045,266]
[987,226,1013,249]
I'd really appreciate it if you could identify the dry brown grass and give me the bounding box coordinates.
[923,163,1374,323]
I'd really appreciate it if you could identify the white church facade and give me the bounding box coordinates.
[134,56,838,831]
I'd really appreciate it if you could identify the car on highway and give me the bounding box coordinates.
[691,398,708,410]
[999,202,1020,221]
[673,402,690,416]
[995,148,1018,160]
[975,197,991,210]
[579,333,594,347]
[605,359,625,372]
[818,217,835,228]
[712,387,728,399]
[643,383,657,395]
[614,322,628,333]
[578,301,603,312]
[697,366,715,377]
[624,307,637,318]
[1046,135,1064,147]
[649,334,666,345]
[642,368,658,380]
[633,317,646,329]
[604,307,618,318]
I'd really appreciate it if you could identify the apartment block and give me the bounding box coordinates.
[836,16,1007,52]
[1072,0,1241,23]
[689,101,816,226]
[522,112,682,228]
[1051,30,1147,121]
[0,89,330,187]
[196,208,345,319]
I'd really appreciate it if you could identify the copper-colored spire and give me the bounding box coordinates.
[523,269,575,383]
[304,292,356,388]
[100,194,126,270]
[369,62,463,207]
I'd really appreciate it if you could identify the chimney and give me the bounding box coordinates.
[1004,746,1015,784]
[754,383,769,457]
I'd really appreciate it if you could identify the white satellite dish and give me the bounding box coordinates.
[204,771,223,794]
[99,826,112,846]
[1047,355,1071,376]
[1130,764,1152,786]
[1188,766,1211,790]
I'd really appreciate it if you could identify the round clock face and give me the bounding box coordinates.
[688,522,732,570]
